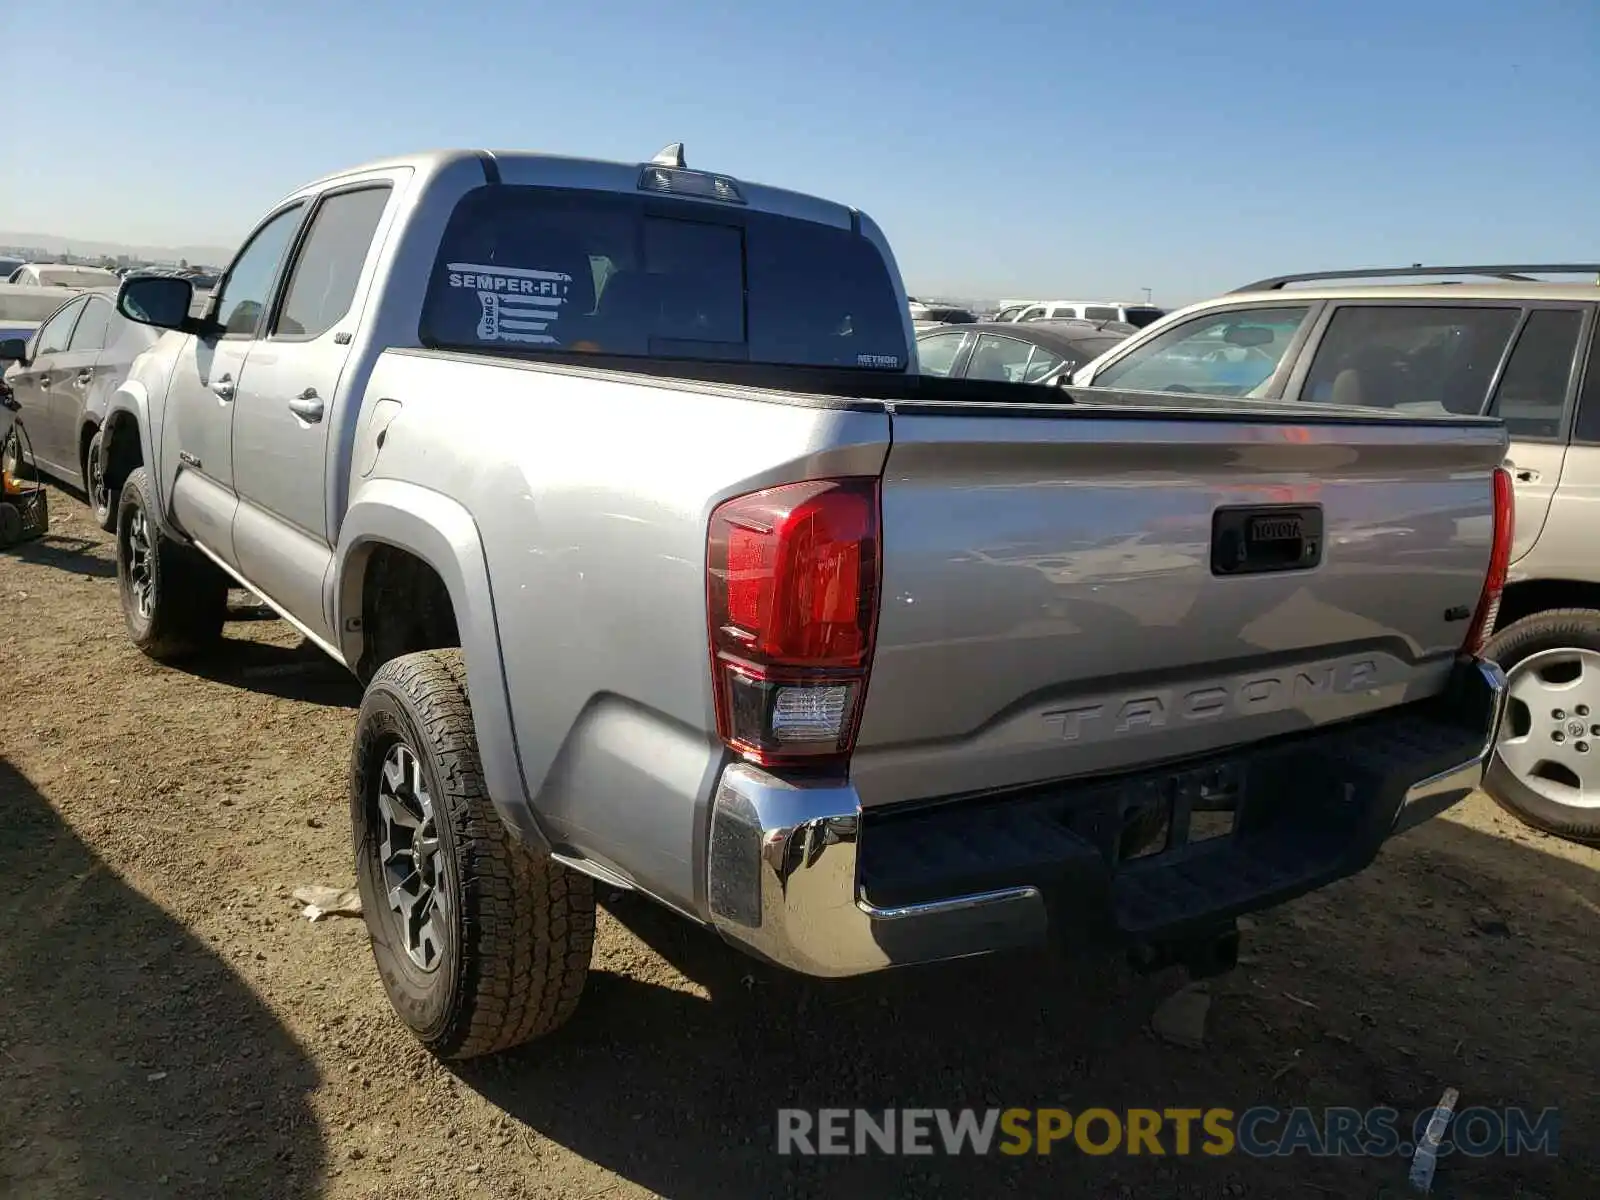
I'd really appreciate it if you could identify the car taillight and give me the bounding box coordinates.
[1463,465,1514,656]
[706,477,881,768]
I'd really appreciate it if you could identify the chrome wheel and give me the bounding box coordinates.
[88,439,110,515]
[377,742,450,971]
[125,507,155,620]
[1496,647,1600,810]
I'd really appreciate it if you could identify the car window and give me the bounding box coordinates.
[1084,306,1119,321]
[214,204,306,338]
[1092,306,1311,396]
[67,297,113,352]
[1018,306,1048,322]
[1299,305,1521,414]
[992,306,1024,322]
[33,299,86,357]
[1488,309,1584,440]
[1049,306,1079,320]
[1022,345,1065,382]
[273,187,391,339]
[1124,306,1166,328]
[916,330,967,376]
[966,334,1035,383]
[422,185,909,370]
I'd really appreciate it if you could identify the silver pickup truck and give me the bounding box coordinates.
[103,145,1511,1060]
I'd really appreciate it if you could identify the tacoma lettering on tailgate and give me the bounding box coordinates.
[1042,658,1380,742]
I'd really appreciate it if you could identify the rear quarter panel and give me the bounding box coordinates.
[349,349,891,914]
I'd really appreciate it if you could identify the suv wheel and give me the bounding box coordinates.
[115,467,229,660]
[351,649,594,1059]
[1483,609,1600,843]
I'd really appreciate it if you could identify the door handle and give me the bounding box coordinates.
[211,374,235,401]
[77,369,93,385]
[288,388,324,423]
[1514,468,1539,483]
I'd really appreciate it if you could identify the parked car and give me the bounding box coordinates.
[0,288,163,528]
[908,301,977,330]
[916,318,1135,383]
[1071,262,1600,840]
[992,299,1167,327]
[7,262,122,289]
[0,256,26,281]
[0,282,84,351]
[102,147,1508,1060]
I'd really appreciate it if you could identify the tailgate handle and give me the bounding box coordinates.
[1211,505,1323,576]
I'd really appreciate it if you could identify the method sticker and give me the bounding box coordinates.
[447,262,572,345]
[857,353,902,369]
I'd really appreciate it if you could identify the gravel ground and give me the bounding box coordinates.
[1,485,1596,1199]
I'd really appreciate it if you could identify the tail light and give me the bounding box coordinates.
[706,477,881,768]
[1462,465,1514,656]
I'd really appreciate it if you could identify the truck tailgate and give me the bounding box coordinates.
[851,402,1507,807]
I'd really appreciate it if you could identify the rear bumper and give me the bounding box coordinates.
[706,657,1506,978]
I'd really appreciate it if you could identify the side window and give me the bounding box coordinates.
[1298,305,1521,414]
[67,298,113,353]
[992,306,1023,323]
[916,331,967,377]
[1572,320,1600,444]
[1083,306,1119,321]
[1092,306,1310,396]
[1050,306,1080,320]
[966,334,1035,383]
[214,204,305,337]
[1018,306,1048,322]
[34,299,86,357]
[274,187,392,339]
[1489,309,1584,440]
[1022,345,1065,382]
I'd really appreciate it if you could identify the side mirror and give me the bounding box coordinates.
[118,275,203,333]
[0,337,28,365]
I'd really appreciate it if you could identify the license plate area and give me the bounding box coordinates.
[1118,760,1244,863]
[1211,504,1323,576]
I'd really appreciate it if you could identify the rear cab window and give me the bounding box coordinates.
[420,186,909,371]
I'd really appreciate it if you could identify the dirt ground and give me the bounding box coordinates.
[1,484,1596,1200]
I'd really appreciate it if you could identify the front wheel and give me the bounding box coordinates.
[1482,609,1600,844]
[351,649,595,1059]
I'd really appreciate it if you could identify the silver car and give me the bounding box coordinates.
[1,288,162,529]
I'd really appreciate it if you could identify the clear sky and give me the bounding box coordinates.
[9,0,1597,305]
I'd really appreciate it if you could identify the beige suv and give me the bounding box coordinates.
[1073,263,1600,842]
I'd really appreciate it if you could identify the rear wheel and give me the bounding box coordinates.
[85,429,116,531]
[351,649,594,1059]
[115,467,228,660]
[1483,609,1600,844]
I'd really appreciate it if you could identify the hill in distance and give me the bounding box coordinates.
[0,231,236,267]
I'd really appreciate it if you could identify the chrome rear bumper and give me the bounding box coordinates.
[706,657,1507,979]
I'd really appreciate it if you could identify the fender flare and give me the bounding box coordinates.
[101,382,186,540]
[334,479,548,850]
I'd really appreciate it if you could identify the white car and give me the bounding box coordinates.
[8,263,122,289]
[992,299,1166,327]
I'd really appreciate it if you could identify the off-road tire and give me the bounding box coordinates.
[1482,608,1600,844]
[86,429,117,531]
[351,649,595,1059]
[115,467,229,660]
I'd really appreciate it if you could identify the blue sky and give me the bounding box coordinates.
[9,0,1597,305]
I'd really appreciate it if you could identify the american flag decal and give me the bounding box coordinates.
[445,262,573,345]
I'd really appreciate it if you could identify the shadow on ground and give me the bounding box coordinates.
[8,532,116,578]
[0,759,326,1200]
[459,816,1596,1200]
[173,632,363,708]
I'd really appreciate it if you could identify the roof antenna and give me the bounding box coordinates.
[651,142,686,169]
